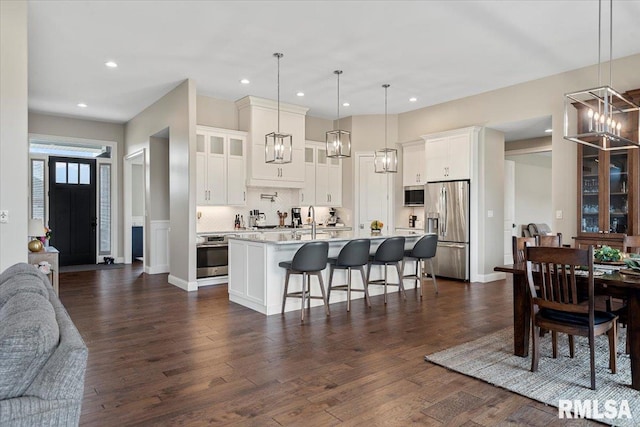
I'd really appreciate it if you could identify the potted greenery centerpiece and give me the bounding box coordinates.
[370,220,383,233]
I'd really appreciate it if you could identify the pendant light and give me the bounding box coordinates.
[374,84,398,173]
[265,52,293,163]
[326,70,351,158]
[564,0,639,151]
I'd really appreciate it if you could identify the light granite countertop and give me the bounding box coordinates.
[227,229,425,245]
[198,226,352,237]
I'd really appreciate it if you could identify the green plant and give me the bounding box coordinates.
[594,245,622,262]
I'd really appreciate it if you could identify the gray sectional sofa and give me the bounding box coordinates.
[0,263,88,426]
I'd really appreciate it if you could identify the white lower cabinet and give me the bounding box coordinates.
[196,126,247,206]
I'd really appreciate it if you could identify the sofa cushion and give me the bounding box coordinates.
[0,292,60,400]
[0,264,50,309]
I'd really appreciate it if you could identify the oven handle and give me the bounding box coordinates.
[197,243,229,248]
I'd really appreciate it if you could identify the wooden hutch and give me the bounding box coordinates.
[575,88,640,250]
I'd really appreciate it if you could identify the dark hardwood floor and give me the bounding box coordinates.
[59,263,598,426]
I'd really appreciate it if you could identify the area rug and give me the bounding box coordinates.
[425,327,639,426]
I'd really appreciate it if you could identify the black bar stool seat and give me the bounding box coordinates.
[402,234,438,297]
[365,236,406,304]
[279,241,330,322]
[327,239,371,311]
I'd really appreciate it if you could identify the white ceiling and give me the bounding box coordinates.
[28,0,640,126]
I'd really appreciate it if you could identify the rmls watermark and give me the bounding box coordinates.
[558,399,632,420]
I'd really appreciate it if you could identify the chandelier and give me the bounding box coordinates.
[563,0,640,151]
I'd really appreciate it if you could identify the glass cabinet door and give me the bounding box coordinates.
[609,151,629,233]
[580,146,600,232]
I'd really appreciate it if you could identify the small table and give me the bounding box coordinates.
[28,246,59,296]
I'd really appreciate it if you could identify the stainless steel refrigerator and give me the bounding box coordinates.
[424,180,470,280]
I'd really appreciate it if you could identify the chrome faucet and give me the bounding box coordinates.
[309,205,316,239]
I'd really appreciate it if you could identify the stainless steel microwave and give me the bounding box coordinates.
[404,186,424,206]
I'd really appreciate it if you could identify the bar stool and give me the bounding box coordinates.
[365,236,406,304]
[279,241,330,322]
[402,234,438,298]
[327,239,371,311]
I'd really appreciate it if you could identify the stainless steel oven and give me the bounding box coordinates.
[196,235,230,278]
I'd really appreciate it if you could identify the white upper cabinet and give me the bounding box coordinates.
[236,96,308,188]
[402,141,426,186]
[299,146,316,205]
[422,127,478,182]
[196,126,247,206]
[299,141,342,207]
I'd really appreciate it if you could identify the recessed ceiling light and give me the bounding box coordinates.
[105,61,118,68]
[545,128,552,133]
[240,78,250,84]
[342,102,350,107]
[409,97,417,102]
[296,92,304,97]
[77,103,88,108]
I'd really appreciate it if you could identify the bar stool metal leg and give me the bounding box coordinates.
[428,258,438,294]
[359,266,371,307]
[346,267,352,312]
[282,270,291,314]
[316,272,330,316]
[396,261,407,299]
[300,272,307,322]
[327,265,335,302]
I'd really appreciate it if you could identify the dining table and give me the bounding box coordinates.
[494,262,640,390]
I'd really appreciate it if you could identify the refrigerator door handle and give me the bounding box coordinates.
[438,242,466,249]
[443,186,448,236]
[439,186,445,237]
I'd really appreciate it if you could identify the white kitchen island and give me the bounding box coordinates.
[228,229,425,315]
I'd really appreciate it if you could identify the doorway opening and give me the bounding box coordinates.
[490,116,553,264]
[29,135,117,266]
[124,149,146,266]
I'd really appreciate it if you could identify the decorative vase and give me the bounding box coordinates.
[28,238,44,252]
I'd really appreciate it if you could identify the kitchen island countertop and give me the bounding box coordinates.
[228,229,424,245]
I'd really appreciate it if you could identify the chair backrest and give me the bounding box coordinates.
[336,239,371,267]
[411,234,438,259]
[537,233,562,248]
[373,237,406,263]
[623,235,640,254]
[512,236,536,263]
[524,246,594,319]
[291,241,329,272]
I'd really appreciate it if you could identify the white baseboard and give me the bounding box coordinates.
[197,275,228,287]
[115,257,125,264]
[475,272,506,283]
[168,274,198,292]
[146,264,169,275]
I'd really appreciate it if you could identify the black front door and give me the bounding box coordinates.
[48,156,97,266]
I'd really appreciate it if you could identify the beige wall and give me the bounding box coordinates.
[398,53,640,249]
[305,116,334,142]
[0,0,28,271]
[479,128,505,274]
[125,79,197,289]
[196,95,237,129]
[505,153,553,231]
[148,136,170,221]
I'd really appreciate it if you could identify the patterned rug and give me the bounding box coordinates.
[425,327,639,426]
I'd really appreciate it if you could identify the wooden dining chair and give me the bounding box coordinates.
[525,245,618,390]
[536,233,562,248]
[512,236,536,263]
[623,235,640,254]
